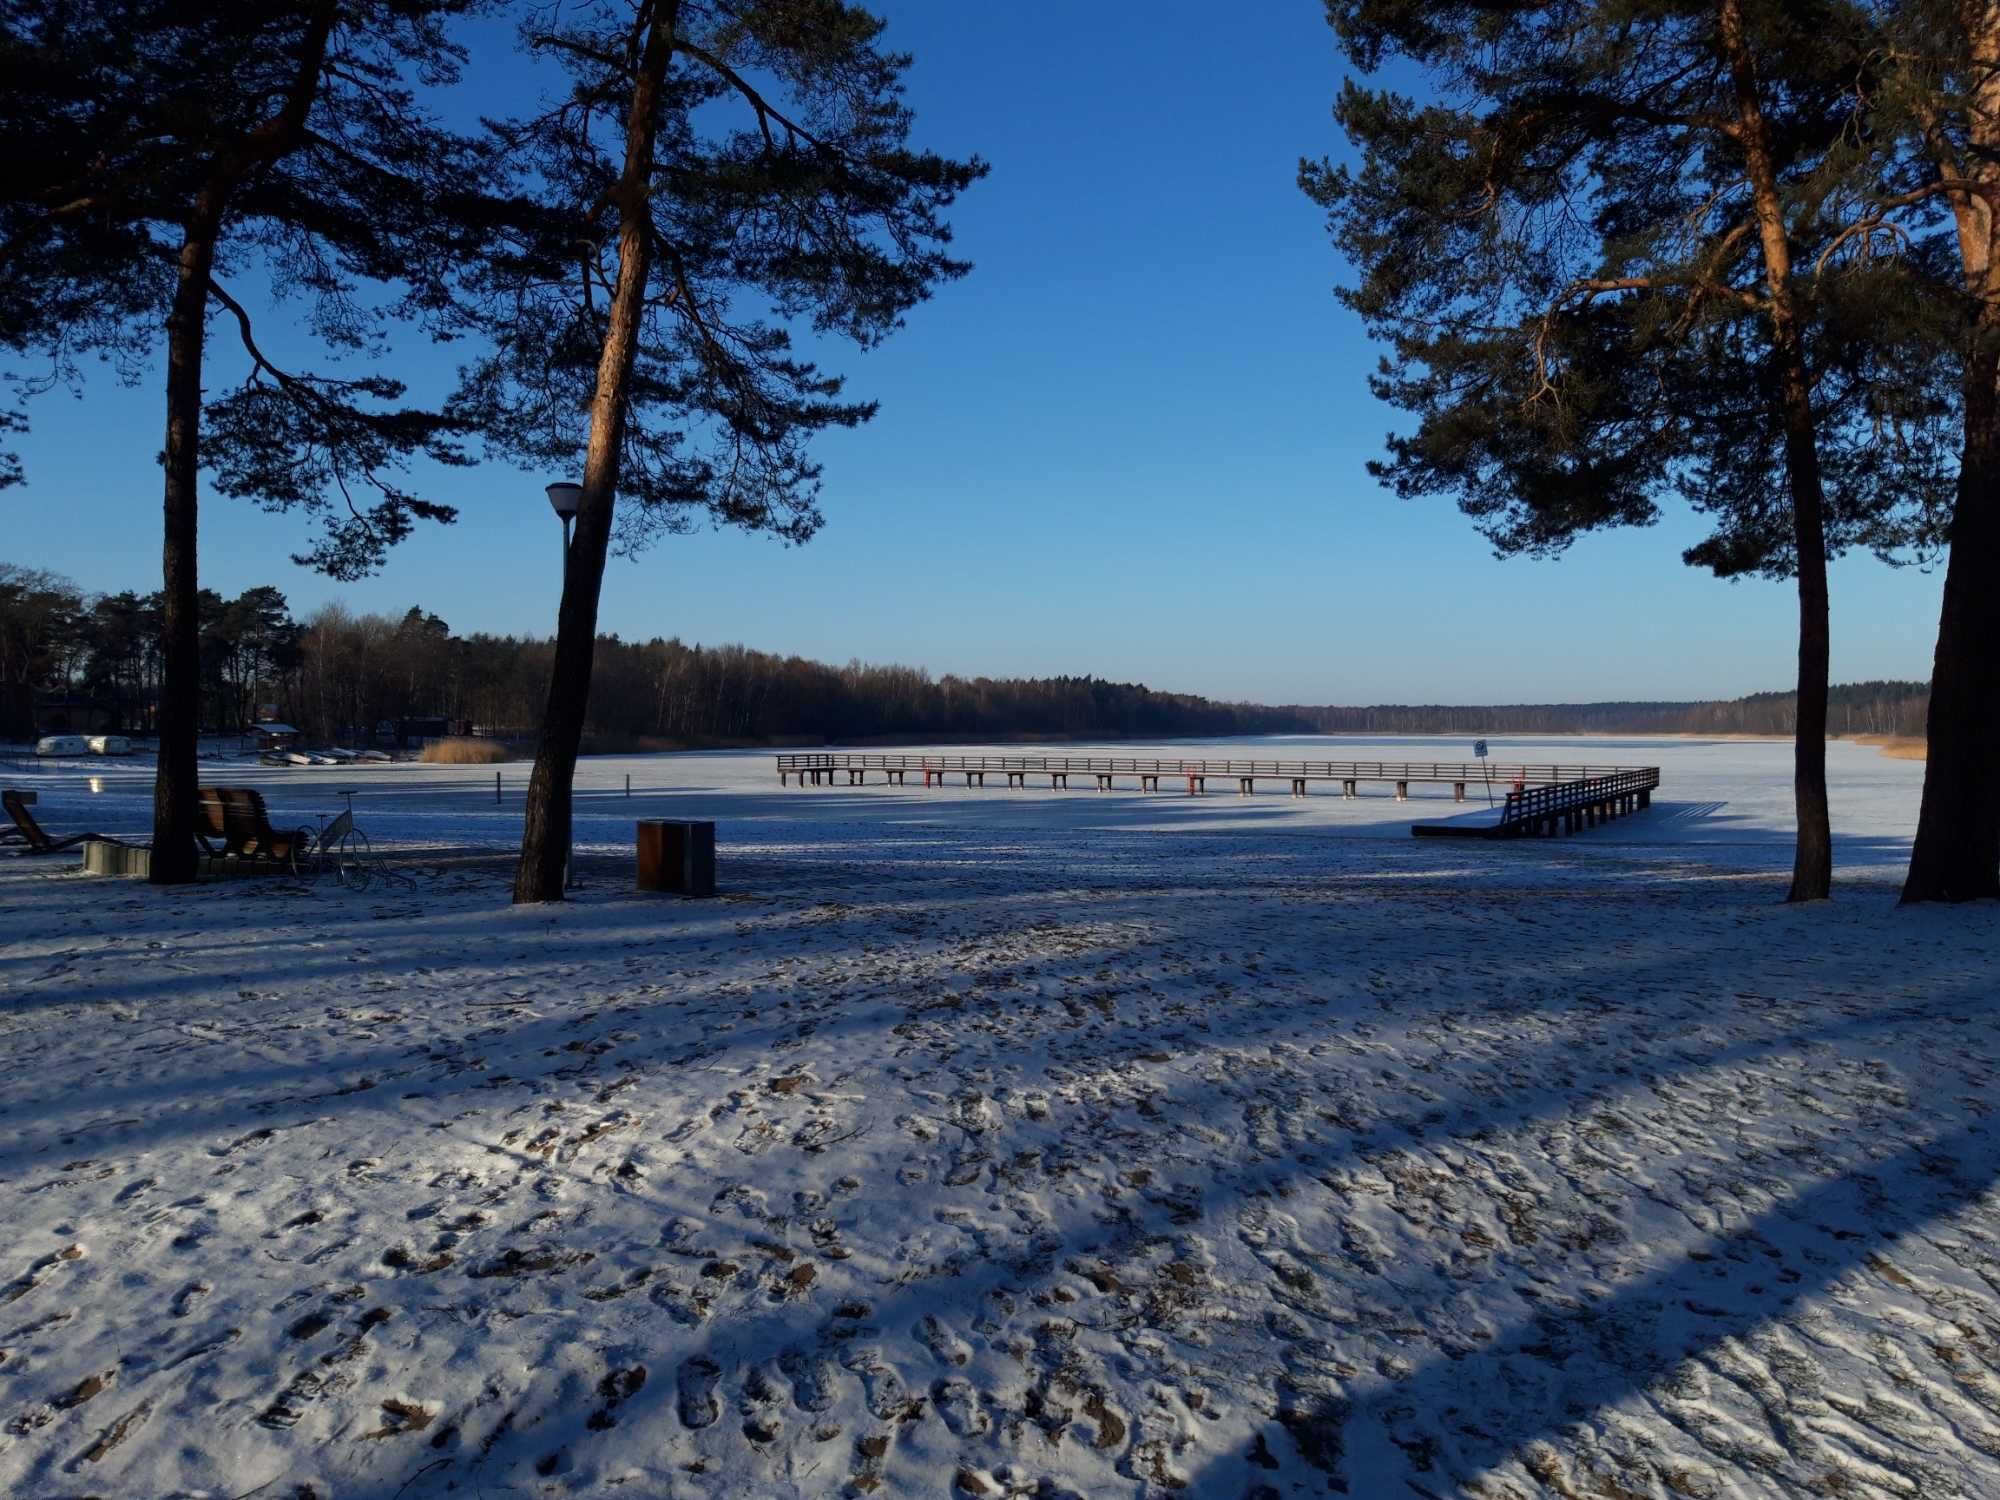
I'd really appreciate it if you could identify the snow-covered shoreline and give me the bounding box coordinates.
[3,737,1994,1498]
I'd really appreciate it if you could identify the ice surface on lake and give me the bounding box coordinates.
[7,732,1933,876]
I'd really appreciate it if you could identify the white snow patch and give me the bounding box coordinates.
[1,734,1991,1499]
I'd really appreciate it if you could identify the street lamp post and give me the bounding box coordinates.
[545,482,584,890]
[546,481,582,566]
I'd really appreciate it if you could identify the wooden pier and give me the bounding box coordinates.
[1411,767,1661,839]
[775,752,1656,807]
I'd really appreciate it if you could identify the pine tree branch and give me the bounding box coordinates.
[228,1,341,177]
[528,32,630,78]
[674,39,834,159]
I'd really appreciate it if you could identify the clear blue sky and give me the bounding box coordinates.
[6,1,1946,705]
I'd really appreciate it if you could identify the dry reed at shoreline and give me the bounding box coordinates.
[419,737,512,765]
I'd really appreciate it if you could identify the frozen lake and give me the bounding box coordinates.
[7,733,1932,882]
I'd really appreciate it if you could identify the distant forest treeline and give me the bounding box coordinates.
[1281,685,1930,739]
[2,567,1930,744]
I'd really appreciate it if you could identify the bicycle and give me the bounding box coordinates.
[304,790,374,891]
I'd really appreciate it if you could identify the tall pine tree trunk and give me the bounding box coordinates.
[1903,5,2000,903]
[1720,0,1833,900]
[1903,308,2000,902]
[150,207,223,885]
[147,3,337,885]
[1781,384,1834,902]
[513,2,679,903]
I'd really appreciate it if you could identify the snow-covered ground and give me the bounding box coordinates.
[4,735,1997,1499]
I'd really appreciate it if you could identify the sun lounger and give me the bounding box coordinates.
[3,788,137,856]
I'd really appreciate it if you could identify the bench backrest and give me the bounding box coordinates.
[197,787,229,840]
[199,786,285,855]
[3,788,49,850]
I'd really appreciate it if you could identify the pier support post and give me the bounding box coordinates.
[1453,782,1466,803]
[1395,781,1408,802]
[1097,774,1112,792]
[1239,777,1254,796]
[1292,778,1306,797]
[1342,779,1357,799]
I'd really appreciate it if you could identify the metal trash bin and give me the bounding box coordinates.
[636,819,715,896]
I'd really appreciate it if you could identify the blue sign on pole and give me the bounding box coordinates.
[1473,739,1488,759]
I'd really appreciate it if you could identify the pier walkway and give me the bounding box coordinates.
[776,751,1657,806]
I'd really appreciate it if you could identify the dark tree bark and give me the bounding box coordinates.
[1781,392,1835,902]
[1904,309,2000,902]
[1903,9,2000,904]
[513,2,678,904]
[150,203,224,884]
[1720,0,1834,900]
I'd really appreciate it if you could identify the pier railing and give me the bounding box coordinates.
[1497,767,1662,835]
[775,751,1634,785]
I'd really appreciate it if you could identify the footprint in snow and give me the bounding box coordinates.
[841,1345,911,1421]
[778,1344,838,1412]
[916,1314,972,1367]
[677,1356,721,1429]
[741,1363,785,1443]
[933,1378,990,1437]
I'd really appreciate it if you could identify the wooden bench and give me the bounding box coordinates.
[197,787,310,866]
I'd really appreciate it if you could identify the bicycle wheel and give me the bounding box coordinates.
[337,829,372,891]
[290,826,321,881]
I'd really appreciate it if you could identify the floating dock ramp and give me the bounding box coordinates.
[1410,766,1662,839]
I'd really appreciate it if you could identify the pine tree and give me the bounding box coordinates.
[0,0,492,881]
[455,0,985,903]
[1876,1,2000,902]
[1301,0,1954,901]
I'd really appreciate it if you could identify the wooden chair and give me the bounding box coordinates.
[196,787,310,867]
[3,789,134,856]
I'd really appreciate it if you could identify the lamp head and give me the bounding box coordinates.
[545,482,583,519]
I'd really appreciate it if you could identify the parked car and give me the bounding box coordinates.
[86,735,132,756]
[35,735,90,756]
